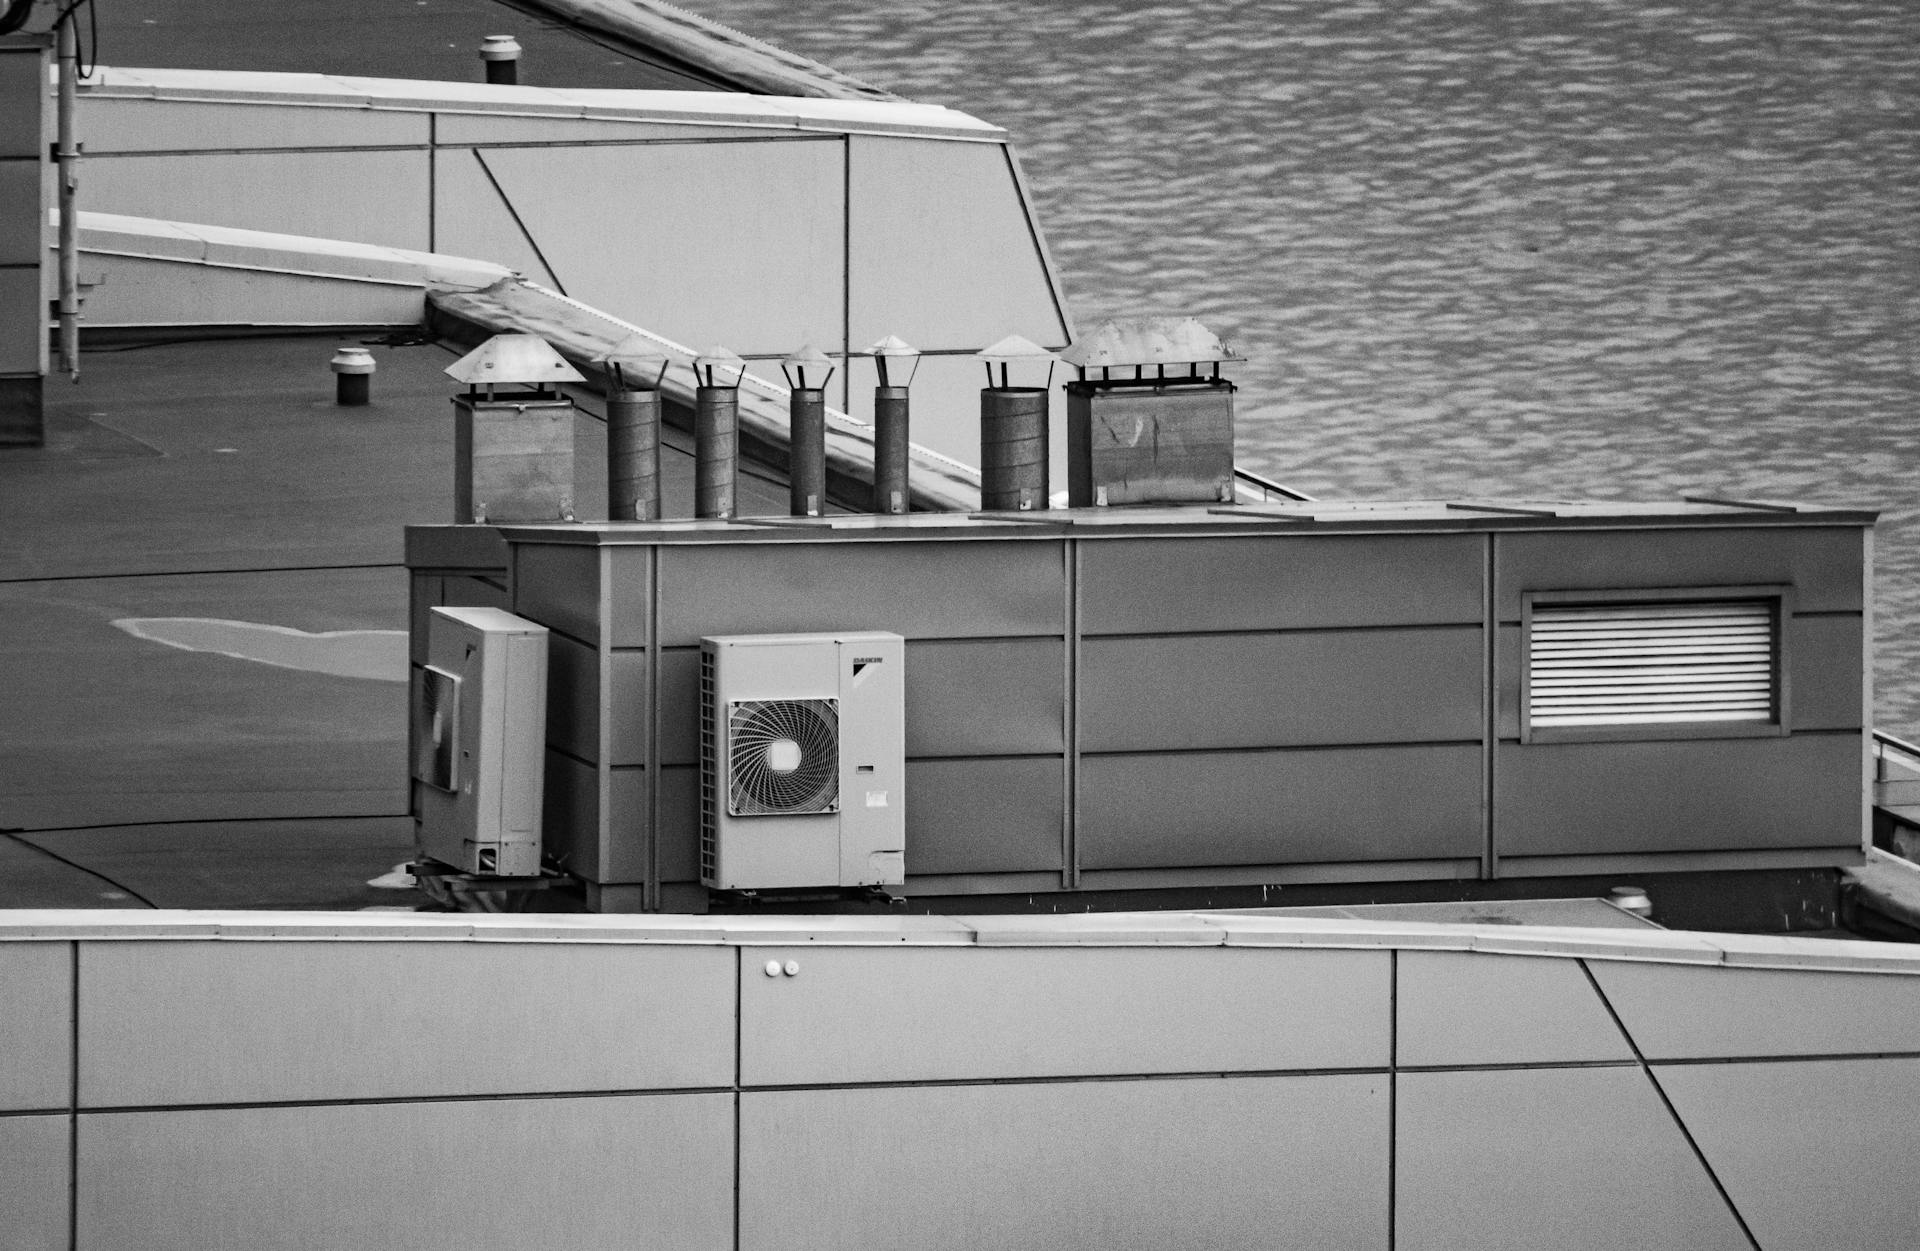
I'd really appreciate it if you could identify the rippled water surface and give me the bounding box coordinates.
[700,0,1920,730]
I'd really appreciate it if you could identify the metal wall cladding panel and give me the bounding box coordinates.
[433,115,791,144]
[0,158,41,265]
[1397,952,1632,1068]
[658,541,1064,646]
[1654,1058,1920,1251]
[541,747,600,879]
[0,47,46,156]
[1495,734,1862,857]
[1082,627,1482,753]
[1589,962,1920,1060]
[83,150,431,250]
[657,647,703,766]
[80,98,428,153]
[740,946,1387,1085]
[544,630,601,764]
[0,942,69,1111]
[906,637,1064,757]
[1081,533,1485,636]
[606,648,647,766]
[1078,744,1483,869]
[431,148,561,288]
[0,265,40,372]
[658,764,700,882]
[740,1075,1387,1251]
[78,257,427,329]
[409,573,509,666]
[0,1114,68,1251]
[1396,1066,1750,1251]
[1494,526,1865,619]
[905,755,1062,874]
[476,139,843,354]
[847,135,1067,352]
[1789,612,1866,730]
[512,542,604,646]
[79,940,732,1106]
[78,1092,733,1251]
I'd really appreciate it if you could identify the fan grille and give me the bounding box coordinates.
[728,698,839,816]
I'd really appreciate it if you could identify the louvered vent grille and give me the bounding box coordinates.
[699,648,717,880]
[1528,600,1776,728]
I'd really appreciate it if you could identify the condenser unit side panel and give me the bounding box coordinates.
[837,633,907,885]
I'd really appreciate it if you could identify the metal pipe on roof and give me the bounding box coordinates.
[607,387,661,521]
[479,35,521,85]
[55,8,78,380]
[873,387,910,515]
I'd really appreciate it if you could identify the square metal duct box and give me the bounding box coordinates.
[1066,382,1236,507]
[452,394,575,524]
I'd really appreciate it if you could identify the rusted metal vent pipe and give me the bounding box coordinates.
[782,345,834,518]
[479,35,521,85]
[867,335,919,515]
[976,335,1059,512]
[693,347,746,520]
[599,336,668,522]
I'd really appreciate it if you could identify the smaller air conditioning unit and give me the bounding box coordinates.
[701,631,905,892]
[413,605,548,876]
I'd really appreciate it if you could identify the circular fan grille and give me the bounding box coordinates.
[728,699,839,816]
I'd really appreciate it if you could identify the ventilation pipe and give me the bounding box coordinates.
[330,345,375,406]
[693,347,746,520]
[599,335,669,522]
[479,35,521,84]
[781,344,834,518]
[866,335,919,515]
[975,335,1058,511]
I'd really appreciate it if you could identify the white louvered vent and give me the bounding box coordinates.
[1528,600,1776,728]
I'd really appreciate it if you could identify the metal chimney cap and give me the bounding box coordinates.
[694,346,745,370]
[863,334,921,358]
[1059,316,1245,368]
[329,345,376,375]
[976,334,1059,364]
[781,343,835,369]
[445,333,584,385]
[597,333,673,375]
[479,35,523,60]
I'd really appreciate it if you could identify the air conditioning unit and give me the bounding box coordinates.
[413,605,548,876]
[700,631,905,891]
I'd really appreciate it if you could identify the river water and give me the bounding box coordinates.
[694,0,1920,734]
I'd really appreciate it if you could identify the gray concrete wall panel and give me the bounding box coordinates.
[1078,745,1483,868]
[0,1114,68,1251]
[431,147,562,288]
[1496,734,1862,857]
[1788,612,1867,730]
[80,940,731,1106]
[739,946,1387,1085]
[658,541,1064,645]
[0,266,40,372]
[1654,1058,1920,1251]
[512,542,604,645]
[84,149,431,250]
[78,1092,733,1251]
[1397,952,1633,1067]
[1589,962,1920,1060]
[1396,1065,1750,1251]
[475,139,844,355]
[1080,534,1485,635]
[0,941,68,1111]
[904,756,1063,875]
[740,1075,1388,1251]
[78,257,428,329]
[1081,627,1482,753]
[906,637,1066,757]
[0,157,39,265]
[1494,526,1864,618]
[847,136,1068,351]
[81,98,428,153]
[0,46,46,156]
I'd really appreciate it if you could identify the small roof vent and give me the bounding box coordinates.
[1060,316,1244,370]
[445,333,584,386]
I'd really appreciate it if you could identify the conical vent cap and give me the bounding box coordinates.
[1059,316,1244,369]
[445,333,585,385]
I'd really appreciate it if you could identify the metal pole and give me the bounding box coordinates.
[55,10,78,380]
[788,387,826,517]
[694,385,737,519]
[607,386,661,521]
[873,386,910,514]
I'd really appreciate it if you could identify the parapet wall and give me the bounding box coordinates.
[3,909,1918,1250]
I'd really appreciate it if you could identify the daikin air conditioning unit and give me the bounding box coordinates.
[700,631,905,891]
[413,605,548,876]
